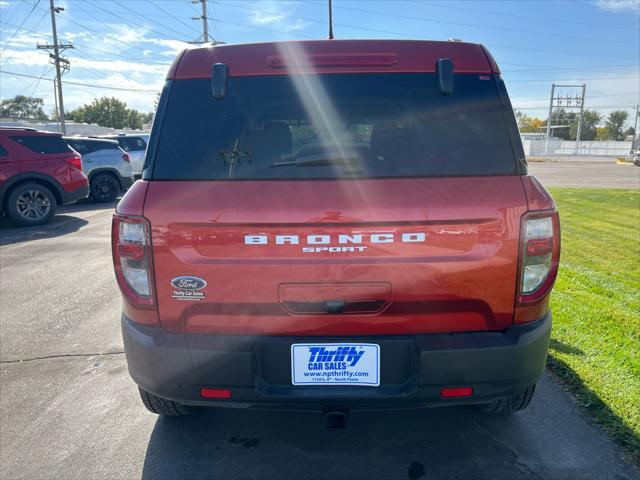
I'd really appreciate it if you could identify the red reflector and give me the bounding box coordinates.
[526,237,553,257]
[441,387,473,398]
[200,388,232,399]
[117,242,145,259]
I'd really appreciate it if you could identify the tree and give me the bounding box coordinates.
[569,109,601,141]
[517,113,545,133]
[623,127,635,137]
[600,110,629,141]
[66,97,150,129]
[0,95,49,119]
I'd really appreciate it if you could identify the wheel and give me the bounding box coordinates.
[90,174,120,202]
[476,385,536,414]
[7,183,57,226]
[138,388,191,416]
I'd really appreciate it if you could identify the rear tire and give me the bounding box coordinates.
[7,183,57,226]
[138,388,191,416]
[90,174,120,202]
[477,385,536,414]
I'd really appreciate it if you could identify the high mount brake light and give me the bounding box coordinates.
[518,211,560,304]
[112,215,155,308]
[65,155,82,170]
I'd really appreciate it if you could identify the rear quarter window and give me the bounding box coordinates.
[11,135,72,155]
[118,137,147,152]
[0,144,8,156]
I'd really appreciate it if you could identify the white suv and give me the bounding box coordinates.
[100,134,149,177]
[64,137,134,202]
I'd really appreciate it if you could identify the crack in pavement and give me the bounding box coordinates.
[472,418,540,478]
[0,351,125,364]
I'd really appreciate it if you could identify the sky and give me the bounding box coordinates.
[0,0,639,126]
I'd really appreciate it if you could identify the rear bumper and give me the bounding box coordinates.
[122,312,551,410]
[62,184,89,204]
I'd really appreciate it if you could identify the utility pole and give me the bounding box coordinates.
[544,83,555,155]
[328,0,334,39]
[191,0,210,43]
[37,0,73,133]
[544,83,586,155]
[575,84,586,155]
[633,104,639,152]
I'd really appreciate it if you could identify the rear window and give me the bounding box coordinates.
[66,139,119,155]
[152,73,519,180]
[116,137,147,152]
[10,135,72,155]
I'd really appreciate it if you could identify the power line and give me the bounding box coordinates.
[215,1,639,59]
[412,0,640,32]
[0,6,48,68]
[145,0,201,35]
[0,70,159,92]
[0,0,42,60]
[61,79,159,92]
[507,75,640,84]
[85,0,191,43]
[0,19,173,64]
[317,0,639,45]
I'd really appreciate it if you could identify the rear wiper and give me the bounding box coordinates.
[271,152,361,168]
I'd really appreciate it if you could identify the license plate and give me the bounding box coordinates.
[291,343,380,386]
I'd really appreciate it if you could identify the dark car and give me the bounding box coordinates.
[0,127,89,226]
[113,40,560,421]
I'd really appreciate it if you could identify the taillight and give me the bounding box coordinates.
[517,210,560,304]
[66,155,83,170]
[122,152,130,163]
[112,214,155,309]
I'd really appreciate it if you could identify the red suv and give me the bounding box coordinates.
[0,128,89,225]
[113,40,560,420]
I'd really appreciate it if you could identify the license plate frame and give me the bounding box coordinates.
[291,343,380,386]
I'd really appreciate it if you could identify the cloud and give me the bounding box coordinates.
[593,0,640,12]
[0,1,10,8]
[246,1,311,32]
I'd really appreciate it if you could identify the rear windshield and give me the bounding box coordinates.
[106,136,147,152]
[152,73,518,180]
[66,139,119,155]
[10,135,72,155]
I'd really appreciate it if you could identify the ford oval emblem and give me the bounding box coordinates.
[171,276,207,291]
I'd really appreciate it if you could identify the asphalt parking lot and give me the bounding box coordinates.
[528,158,640,189]
[1,162,639,480]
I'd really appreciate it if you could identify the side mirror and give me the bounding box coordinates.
[436,58,454,95]
[212,63,229,99]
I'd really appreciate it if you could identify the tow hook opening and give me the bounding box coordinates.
[324,407,348,429]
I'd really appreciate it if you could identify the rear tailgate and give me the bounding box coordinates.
[145,176,527,335]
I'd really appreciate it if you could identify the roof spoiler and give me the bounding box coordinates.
[436,58,454,95]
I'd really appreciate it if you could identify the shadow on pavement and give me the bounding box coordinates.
[141,406,531,480]
[60,199,118,214]
[0,200,117,245]
[547,356,640,465]
[0,213,89,245]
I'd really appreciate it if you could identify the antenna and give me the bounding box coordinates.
[328,0,334,39]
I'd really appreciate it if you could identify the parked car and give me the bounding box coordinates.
[113,40,561,421]
[64,136,134,202]
[0,127,89,226]
[100,134,149,177]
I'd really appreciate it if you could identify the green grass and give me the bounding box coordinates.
[547,188,640,463]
